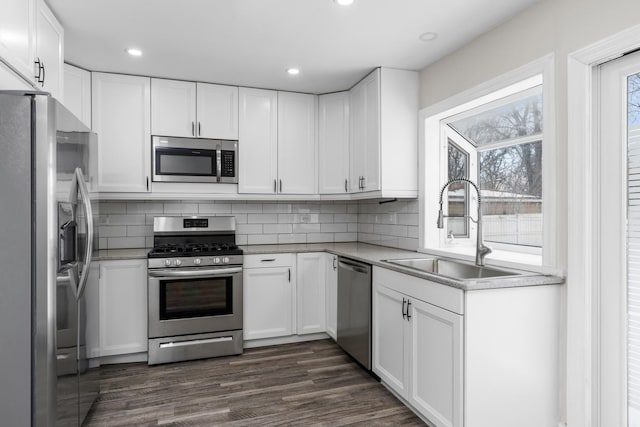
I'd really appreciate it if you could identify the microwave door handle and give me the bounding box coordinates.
[216,144,222,183]
[74,168,94,301]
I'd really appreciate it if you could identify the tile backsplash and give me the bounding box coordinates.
[357,199,420,251]
[98,199,419,251]
[98,201,358,250]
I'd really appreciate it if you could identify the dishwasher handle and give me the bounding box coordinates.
[338,259,370,275]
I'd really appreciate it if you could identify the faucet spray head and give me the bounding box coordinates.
[436,204,445,229]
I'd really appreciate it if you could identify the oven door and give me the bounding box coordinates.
[148,266,243,338]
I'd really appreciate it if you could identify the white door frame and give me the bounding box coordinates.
[567,23,640,427]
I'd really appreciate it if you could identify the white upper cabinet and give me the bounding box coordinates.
[63,63,91,127]
[151,78,238,139]
[34,0,63,100]
[92,72,151,193]
[277,91,317,194]
[0,0,35,83]
[196,82,239,140]
[238,87,278,194]
[319,91,350,194]
[350,68,418,197]
[151,79,196,137]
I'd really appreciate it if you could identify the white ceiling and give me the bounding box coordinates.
[48,0,538,94]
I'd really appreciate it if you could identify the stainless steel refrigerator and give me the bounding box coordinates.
[0,91,99,426]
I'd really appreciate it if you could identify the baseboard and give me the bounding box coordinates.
[243,333,331,348]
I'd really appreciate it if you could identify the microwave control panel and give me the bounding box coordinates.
[221,151,236,177]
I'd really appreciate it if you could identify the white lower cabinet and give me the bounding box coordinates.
[373,266,561,427]
[373,271,462,427]
[243,254,295,340]
[325,253,338,340]
[97,259,148,357]
[296,253,326,335]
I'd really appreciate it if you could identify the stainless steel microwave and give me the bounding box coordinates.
[152,136,238,183]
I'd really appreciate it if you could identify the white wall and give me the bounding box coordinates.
[418,0,640,424]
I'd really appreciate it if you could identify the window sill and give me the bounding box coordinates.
[418,246,562,276]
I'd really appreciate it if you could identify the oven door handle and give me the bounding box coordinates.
[148,267,243,279]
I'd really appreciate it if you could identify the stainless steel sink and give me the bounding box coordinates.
[384,257,522,280]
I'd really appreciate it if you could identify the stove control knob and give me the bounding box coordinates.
[223,257,230,264]
[164,259,171,267]
[214,257,220,264]
[175,259,182,266]
[194,258,201,265]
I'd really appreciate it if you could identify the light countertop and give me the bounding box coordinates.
[94,242,564,291]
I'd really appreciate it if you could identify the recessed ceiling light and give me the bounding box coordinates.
[286,68,300,75]
[419,32,438,42]
[126,48,143,57]
[334,0,354,5]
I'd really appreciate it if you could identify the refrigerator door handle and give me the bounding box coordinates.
[74,168,94,300]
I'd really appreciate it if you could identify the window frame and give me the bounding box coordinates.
[419,54,556,271]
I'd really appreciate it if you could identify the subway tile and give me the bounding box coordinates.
[98,238,108,250]
[294,213,319,224]
[263,223,293,234]
[293,223,321,234]
[145,236,154,248]
[127,225,153,237]
[307,233,333,243]
[107,236,145,249]
[262,203,292,214]
[318,214,334,223]
[321,223,348,233]
[292,203,321,214]
[397,237,419,251]
[347,203,359,214]
[163,202,198,214]
[358,223,374,233]
[100,202,127,214]
[98,225,127,238]
[231,203,263,214]
[237,224,263,234]
[198,203,232,214]
[278,214,295,224]
[373,224,408,237]
[248,213,278,224]
[334,213,357,223]
[235,235,248,245]
[233,214,248,224]
[334,232,357,242]
[348,223,358,233]
[278,233,307,244]
[407,226,419,238]
[320,204,347,214]
[398,213,419,226]
[248,234,278,245]
[101,214,146,226]
[127,202,163,214]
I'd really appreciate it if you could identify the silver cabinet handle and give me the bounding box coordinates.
[345,179,348,192]
[198,121,201,136]
[274,179,277,193]
[261,258,276,262]
[332,256,337,270]
[279,179,283,193]
[191,121,195,136]
[402,298,407,319]
[406,300,412,321]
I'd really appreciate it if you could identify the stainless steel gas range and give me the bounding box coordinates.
[147,216,243,365]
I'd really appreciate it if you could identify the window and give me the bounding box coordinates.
[446,86,543,248]
[420,55,555,268]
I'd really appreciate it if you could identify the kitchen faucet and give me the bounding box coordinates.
[437,178,491,266]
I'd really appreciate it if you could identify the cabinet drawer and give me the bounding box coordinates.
[244,253,294,269]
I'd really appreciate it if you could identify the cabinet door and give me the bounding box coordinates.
[35,0,63,101]
[277,92,317,194]
[296,253,326,335]
[92,72,151,192]
[373,284,409,399]
[151,78,197,137]
[319,92,350,194]
[238,87,278,194]
[325,254,338,340]
[196,83,238,140]
[98,260,148,357]
[0,0,34,82]
[363,69,380,191]
[408,298,463,427]
[243,266,294,340]
[63,63,91,127]
[349,81,365,192]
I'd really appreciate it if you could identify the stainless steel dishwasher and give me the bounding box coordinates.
[337,257,372,370]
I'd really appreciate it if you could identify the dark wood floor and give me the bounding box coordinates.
[84,339,424,426]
